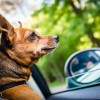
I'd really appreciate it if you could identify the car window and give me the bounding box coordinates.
[37,50,100,93]
[37,64,67,93]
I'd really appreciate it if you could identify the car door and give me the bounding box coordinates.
[30,48,100,100]
[30,65,100,100]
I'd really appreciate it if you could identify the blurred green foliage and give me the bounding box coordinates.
[31,0,100,84]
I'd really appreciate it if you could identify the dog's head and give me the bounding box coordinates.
[0,14,59,66]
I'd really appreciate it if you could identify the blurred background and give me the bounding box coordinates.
[0,0,100,92]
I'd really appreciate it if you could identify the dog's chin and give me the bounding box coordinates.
[42,47,56,53]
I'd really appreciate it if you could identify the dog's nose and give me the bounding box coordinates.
[53,36,59,42]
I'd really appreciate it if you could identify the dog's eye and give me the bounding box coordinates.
[30,32,36,37]
[28,32,38,41]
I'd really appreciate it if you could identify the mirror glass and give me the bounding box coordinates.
[70,50,100,83]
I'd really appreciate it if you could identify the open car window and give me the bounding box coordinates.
[37,49,100,93]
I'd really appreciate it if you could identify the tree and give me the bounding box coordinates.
[31,0,100,84]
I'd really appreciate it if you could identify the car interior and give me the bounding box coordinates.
[28,48,100,100]
[28,64,100,100]
[27,48,100,100]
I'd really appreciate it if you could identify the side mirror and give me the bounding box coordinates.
[64,48,100,89]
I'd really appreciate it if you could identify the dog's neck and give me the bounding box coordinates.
[0,47,31,86]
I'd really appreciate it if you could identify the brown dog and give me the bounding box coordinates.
[0,14,59,100]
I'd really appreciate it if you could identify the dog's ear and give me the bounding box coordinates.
[0,14,16,47]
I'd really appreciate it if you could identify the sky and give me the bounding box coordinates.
[0,0,44,27]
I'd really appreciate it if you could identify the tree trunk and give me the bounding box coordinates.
[86,31,100,47]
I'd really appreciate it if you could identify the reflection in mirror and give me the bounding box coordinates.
[70,50,100,83]
[66,69,100,90]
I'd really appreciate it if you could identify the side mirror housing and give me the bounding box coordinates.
[64,48,100,90]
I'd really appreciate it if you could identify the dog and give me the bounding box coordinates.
[0,14,59,100]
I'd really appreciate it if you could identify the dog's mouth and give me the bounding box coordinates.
[42,47,56,53]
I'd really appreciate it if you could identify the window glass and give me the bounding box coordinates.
[37,50,100,93]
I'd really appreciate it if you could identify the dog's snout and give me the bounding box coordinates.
[53,36,59,42]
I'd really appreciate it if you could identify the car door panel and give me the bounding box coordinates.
[47,85,100,100]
